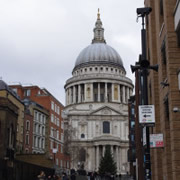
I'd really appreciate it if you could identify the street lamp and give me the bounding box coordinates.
[130,7,158,180]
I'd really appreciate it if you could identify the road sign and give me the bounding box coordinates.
[150,134,164,148]
[139,105,155,124]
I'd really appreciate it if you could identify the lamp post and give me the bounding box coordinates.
[131,7,158,180]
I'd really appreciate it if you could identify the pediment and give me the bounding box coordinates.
[90,106,122,116]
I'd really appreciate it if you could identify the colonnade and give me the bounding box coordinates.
[66,82,132,105]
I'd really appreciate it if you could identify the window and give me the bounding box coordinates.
[50,140,53,149]
[131,121,135,128]
[131,108,135,115]
[38,113,41,122]
[60,160,63,167]
[161,39,166,65]
[26,121,30,131]
[41,138,44,149]
[81,133,85,138]
[42,126,45,135]
[55,104,57,113]
[51,127,54,137]
[61,122,64,129]
[34,111,38,120]
[54,116,56,124]
[51,101,54,110]
[38,137,41,148]
[12,88,17,93]
[38,125,41,134]
[24,89,31,96]
[61,133,64,142]
[57,118,59,126]
[61,145,63,153]
[103,121,110,133]
[51,114,54,123]
[164,95,169,120]
[57,130,59,140]
[160,0,163,16]
[57,106,60,115]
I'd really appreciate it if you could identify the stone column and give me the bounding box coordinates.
[111,83,114,101]
[70,87,73,104]
[73,86,76,103]
[96,145,99,170]
[119,148,122,173]
[127,87,129,102]
[116,146,119,172]
[118,84,120,102]
[92,146,96,171]
[65,90,68,105]
[105,83,107,102]
[103,145,105,157]
[122,86,125,103]
[130,88,133,96]
[68,88,71,105]
[78,85,81,103]
[98,83,100,102]
[84,84,87,102]
[91,83,93,101]
[111,146,113,157]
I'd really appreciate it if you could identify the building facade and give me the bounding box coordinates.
[63,12,133,174]
[135,0,180,179]
[23,99,49,154]
[10,84,70,172]
[0,80,24,157]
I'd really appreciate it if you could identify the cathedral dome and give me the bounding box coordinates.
[74,10,124,71]
[75,43,124,68]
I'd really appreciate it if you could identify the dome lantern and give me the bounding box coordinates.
[92,9,106,44]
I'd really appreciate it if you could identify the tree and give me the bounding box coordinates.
[98,145,117,175]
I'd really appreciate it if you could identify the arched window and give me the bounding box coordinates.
[81,134,85,138]
[103,121,110,134]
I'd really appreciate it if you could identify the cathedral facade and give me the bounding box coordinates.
[63,11,133,174]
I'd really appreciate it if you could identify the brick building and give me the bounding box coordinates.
[136,0,180,179]
[10,84,70,172]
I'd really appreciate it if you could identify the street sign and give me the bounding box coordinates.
[150,134,164,148]
[139,105,155,124]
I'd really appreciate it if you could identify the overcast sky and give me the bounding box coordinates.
[0,0,144,105]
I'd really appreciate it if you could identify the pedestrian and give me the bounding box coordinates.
[37,171,47,180]
[62,172,68,180]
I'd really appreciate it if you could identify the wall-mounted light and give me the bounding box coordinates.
[173,107,180,113]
